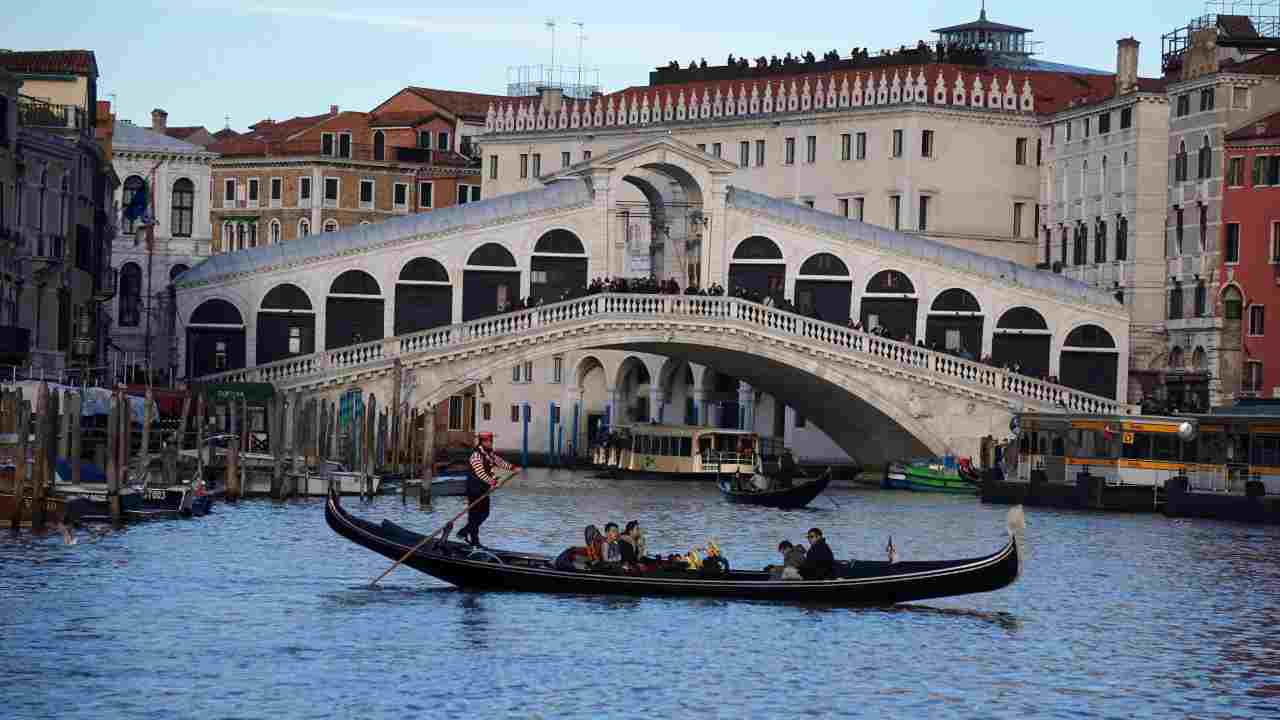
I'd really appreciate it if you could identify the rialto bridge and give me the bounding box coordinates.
[175,137,1131,465]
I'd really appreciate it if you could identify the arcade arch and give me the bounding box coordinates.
[463,242,519,321]
[926,288,983,355]
[992,306,1050,377]
[729,235,785,298]
[187,298,245,377]
[860,269,917,340]
[257,283,315,364]
[795,252,852,323]
[395,257,452,335]
[327,270,383,349]
[530,229,587,303]
[1060,324,1119,399]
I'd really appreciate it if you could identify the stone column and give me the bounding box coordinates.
[692,388,706,426]
[737,381,753,430]
[648,386,665,423]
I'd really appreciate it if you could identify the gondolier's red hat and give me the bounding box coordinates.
[477,431,495,442]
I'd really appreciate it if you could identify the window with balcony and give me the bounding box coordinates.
[754,139,765,166]
[510,404,520,422]
[270,177,282,207]
[1176,94,1190,117]
[359,179,374,209]
[1169,283,1183,319]
[805,136,816,163]
[784,137,796,165]
[393,182,408,210]
[1194,280,1206,317]
[417,130,430,149]
[1015,137,1027,165]
[247,178,259,208]
[1199,203,1207,250]
[1083,117,1091,138]
[890,195,901,230]
[1245,361,1264,394]
[562,151,571,168]
[338,133,351,159]
[1249,305,1265,336]
[1175,141,1188,181]
[1225,222,1240,263]
[489,155,498,180]
[372,130,385,160]
[1197,136,1211,179]
[1036,138,1042,166]
[532,153,541,176]
[1098,111,1111,134]
[553,355,564,383]
[1120,107,1132,129]
[1013,202,1023,238]
[299,177,311,206]
[419,181,433,208]
[1074,223,1089,265]
[841,133,851,161]
[519,153,528,178]
[711,142,722,159]
[892,129,903,157]
[921,130,934,159]
[437,131,450,151]
[918,195,931,232]
[856,132,867,160]
[1066,122,1072,142]
[223,178,235,207]
[1175,207,1185,255]
[1095,219,1107,263]
[171,178,193,237]
[321,132,334,156]
[298,218,310,237]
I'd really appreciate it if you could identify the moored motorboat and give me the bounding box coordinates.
[884,459,978,494]
[326,489,1021,603]
[717,469,833,509]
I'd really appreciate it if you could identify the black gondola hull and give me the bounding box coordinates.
[327,491,1019,604]
[717,473,833,509]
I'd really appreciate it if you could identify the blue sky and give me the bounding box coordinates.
[4,1,1208,131]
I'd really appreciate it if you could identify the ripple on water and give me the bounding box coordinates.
[1,469,1278,719]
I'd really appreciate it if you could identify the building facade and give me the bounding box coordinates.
[110,117,217,383]
[0,50,118,380]
[207,91,489,254]
[1222,109,1280,399]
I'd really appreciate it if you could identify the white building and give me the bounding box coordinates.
[110,115,216,382]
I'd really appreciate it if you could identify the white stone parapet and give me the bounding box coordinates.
[197,292,1123,415]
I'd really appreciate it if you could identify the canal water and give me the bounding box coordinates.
[2,468,1277,719]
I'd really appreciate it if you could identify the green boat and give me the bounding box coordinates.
[883,459,979,494]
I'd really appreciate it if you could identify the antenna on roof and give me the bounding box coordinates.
[574,21,586,92]
[224,114,230,130]
[546,18,557,73]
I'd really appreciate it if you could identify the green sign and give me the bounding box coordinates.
[198,382,275,404]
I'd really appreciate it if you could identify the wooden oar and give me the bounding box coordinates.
[368,469,518,587]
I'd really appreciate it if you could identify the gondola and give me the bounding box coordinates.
[326,489,1021,604]
[717,469,833,509]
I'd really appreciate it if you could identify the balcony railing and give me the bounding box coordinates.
[17,95,86,131]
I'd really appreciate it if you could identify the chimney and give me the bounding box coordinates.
[151,108,168,131]
[538,86,564,114]
[1115,38,1139,95]
[329,104,339,114]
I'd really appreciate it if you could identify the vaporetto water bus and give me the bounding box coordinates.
[592,424,786,480]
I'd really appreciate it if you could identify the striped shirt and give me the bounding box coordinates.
[469,448,514,486]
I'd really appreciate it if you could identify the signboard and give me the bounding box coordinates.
[1122,432,1135,445]
[198,382,275,404]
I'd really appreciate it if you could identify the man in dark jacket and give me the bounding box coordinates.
[799,527,835,579]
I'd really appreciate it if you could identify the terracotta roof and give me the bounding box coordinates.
[1225,110,1280,142]
[579,63,1119,116]
[369,110,446,127]
[407,87,511,120]
[212,128,240,140]
[1223,50,1280,76]
[0,50,97,76]
[164,126,207,140]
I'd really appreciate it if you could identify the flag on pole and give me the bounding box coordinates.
[123,179,149,223]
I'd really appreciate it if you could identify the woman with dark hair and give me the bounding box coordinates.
[619,520,646,563]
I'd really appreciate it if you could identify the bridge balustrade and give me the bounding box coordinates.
[193,293,1122,414]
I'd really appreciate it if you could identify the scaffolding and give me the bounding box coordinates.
[507,64,601,100]
[1162,0,1280,74]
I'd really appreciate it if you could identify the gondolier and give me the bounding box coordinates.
[456,432,517,546]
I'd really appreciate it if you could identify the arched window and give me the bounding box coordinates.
[1116,214,1129,261]
[865,270,915,294]
[1222,285,1243,320]
[533,229,586,254]
[323,219,338,233]
[467,243,517,267]
[122,175,145,234]
[1192,346,1206,370]
[930,288,981,312]
[373,130,385,161]
[1081,159,1088,194]
[400,257,450,282]
[298,218,310,238]
[268,219,280,244]
[798,253,849,276]
[1169,346,1184,370]
[1176,140,1188,181]
[1064,324,1116,349]
[1095,218,1107,264]
[1197,135,1211,179]
[169,264,189,282]
[1100,156,1108,194]
[732,235,783,260]
[171,178,194,237]
[119,263,142,327]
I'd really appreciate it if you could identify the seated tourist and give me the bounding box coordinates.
[799,527,835,579]
[553,525,605,571]
[620,520,646,563]
[769,540,807,579]
[599,522,623,565]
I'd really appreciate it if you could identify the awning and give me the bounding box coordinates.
[196,382,275,404]
[11,381,159,423]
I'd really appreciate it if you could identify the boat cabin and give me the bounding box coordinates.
[595,424,786,477]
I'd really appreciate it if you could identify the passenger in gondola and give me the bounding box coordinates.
[799,528,835,579]
[776,450,797,488]
[456,431,518,547]
[600,522,623,566]
[620,520,646,563]
[769,540,807,579]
